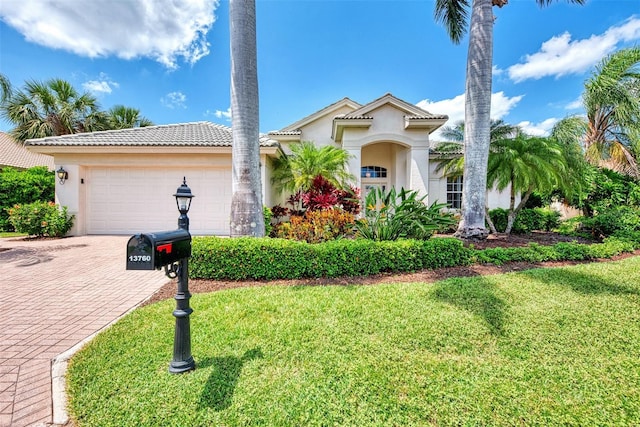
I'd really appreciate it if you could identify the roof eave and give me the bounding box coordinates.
[332,118,373,143]
[405,117,449,133]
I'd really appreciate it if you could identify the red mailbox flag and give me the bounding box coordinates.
[157,243,173,254]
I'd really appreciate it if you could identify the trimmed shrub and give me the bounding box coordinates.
[472,237,638,266]
[190,236,471,280]
[8,201,74,237]
[0,166,54,231]
[488,207,561,234]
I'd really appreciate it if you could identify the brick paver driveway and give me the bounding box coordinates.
[0,236,169,427]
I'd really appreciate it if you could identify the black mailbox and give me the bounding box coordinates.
[126,229,191,270]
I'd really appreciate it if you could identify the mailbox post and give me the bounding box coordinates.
[125,177,196,374]
[169,178,195,374]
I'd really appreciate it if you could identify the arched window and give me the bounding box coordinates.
[361,166,387,178]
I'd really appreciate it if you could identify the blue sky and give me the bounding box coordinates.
[0,0,638,140]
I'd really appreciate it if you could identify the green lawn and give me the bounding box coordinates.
[67,257,640,426]
[0,232,26,238]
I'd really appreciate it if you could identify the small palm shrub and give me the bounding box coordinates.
[8,201,74,237]
[356,187,455,241]
[273,209,355,243]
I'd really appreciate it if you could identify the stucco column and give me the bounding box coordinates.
[409,147,429,199]
[344,147,361,191]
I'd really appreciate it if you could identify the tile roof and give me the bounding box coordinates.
[24,122,278,147]
[406,113,448,120]
[0,132,55,170]
[334,114,373,120]
[267,130,302,136]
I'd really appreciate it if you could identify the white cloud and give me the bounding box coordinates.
[417,91,523,123]
[565,97,583,111]
[214,107,232,121]
[508,17,640,82]
[517,118,559,137]
[82,73,119,94]
[161,92,187,109]
[0,0,219,69]
[417,91,523,139]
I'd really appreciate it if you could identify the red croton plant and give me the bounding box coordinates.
[270,175,361,242]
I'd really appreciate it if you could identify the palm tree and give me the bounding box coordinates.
[582,47,640,177]
[549,116,594,205]
[229,0,265,237]
[436,122,582,234]
[106,105,153,129]
[434,0,585,240]
[434,119,519,177]
[271,140,354,194]
[0,73,11,104]
[1,78,107,142]
[487,135,568,234]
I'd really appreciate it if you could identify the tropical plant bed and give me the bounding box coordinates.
[143,232,617,306]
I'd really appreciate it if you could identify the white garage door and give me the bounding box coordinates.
[86,167,231,235]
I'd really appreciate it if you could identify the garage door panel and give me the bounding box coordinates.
[87,167,231,235]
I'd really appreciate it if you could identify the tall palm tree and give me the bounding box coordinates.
[1,78,107,142]
[229,0,265,237]
[107,105,153,129]
[0,73,11,104]
[434,0,585,239]
[271,141,354,194]
[582,47,640,177]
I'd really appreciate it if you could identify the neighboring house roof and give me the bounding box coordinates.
[24,122,278,148]
[0,132,55,170]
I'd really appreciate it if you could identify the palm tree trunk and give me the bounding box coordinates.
[455,0,493,240]
[229,0,265,237]
[504,188,532,235]
[484,206,497,234]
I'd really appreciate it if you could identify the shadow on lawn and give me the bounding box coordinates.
[522,267,640,296]
[198,347,263,411]
[432,277,508,336]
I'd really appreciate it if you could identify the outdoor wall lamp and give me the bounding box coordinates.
[56,166,68,184]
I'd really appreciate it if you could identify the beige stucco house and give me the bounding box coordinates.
[25,93,511,236]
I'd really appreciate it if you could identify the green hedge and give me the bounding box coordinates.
[189,234,640,281]
[190,237,471,280]
[488,207,560,234]
[472,237,639,266]
[0,166,54,231]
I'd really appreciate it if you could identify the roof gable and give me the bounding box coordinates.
[345,93,447,120]
[274,97,362,133]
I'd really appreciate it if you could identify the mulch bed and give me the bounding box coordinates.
[143,232,640,306]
